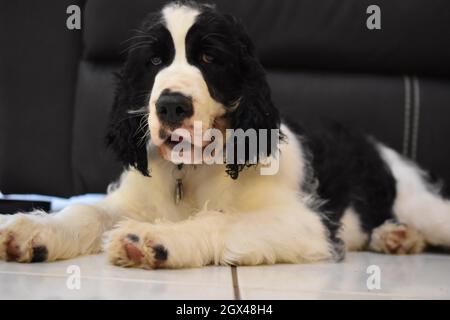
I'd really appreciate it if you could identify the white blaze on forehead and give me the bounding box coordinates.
[162,4,199,64]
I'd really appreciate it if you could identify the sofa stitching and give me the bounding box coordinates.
[402,76,412,157]
[411,76,421,160]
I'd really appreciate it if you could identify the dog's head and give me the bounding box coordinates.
[107,1,280,178]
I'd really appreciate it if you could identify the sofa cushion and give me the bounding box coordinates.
[84,0,450,76]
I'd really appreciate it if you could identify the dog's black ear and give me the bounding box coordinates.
[106,70,150,177]
[224,15,281,179]
[106,12,163,177]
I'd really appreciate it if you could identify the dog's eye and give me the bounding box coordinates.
[201,53,214,64]
[150,56,162,66]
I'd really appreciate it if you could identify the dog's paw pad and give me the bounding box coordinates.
[31,245,48,263]
[5,235,21,261]
[124,242,144,263]
[152,244,168,262]
[370,221,426,255]
[108,229,169,269]
[2,233,48,263]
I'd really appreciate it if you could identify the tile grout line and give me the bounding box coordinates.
[0,269,230,288]
[231,266,241,300]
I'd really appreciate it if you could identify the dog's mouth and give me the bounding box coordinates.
[161,128,216,151]
[157,118,227,163]
[163,135,193,150]
[159,118,225,149]
[164,139,180,149]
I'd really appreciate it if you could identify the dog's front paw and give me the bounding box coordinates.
[107,221,169,269]
[0,214,49,263]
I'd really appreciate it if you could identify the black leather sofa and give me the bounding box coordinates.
[1,0,449,197]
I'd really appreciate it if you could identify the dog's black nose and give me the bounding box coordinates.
[156,91,193,126]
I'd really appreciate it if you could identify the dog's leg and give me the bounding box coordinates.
[0,201,120,263]
[107,203,335,269]
[379,145,450,248]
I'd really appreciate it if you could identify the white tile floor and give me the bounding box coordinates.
[0,252,449,299]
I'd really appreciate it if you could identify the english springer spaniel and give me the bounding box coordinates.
[1,1,449,268]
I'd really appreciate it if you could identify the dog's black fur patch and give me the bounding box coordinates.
[106,12,175,176]
[287,119,397,243]
[187,9,281,179]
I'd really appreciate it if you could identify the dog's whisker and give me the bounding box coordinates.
[122,42,155,54]
[122,40,156,53]
[133,93,151,101]
[123,44,155,54]
[131,28,154,35]
[134,114,150,139]
[115,116,142,125]
[138,129,151,146]
[121,34,158,45]
[127,107,149,115]
[123,40,157,50]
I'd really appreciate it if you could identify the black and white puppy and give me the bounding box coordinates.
[1,2,449,268]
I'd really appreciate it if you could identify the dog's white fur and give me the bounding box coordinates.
[378,145,450,246]
[1,3,450,268]
[339,208,369,251]
[2,125,450,267]
[0,125,334,267]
